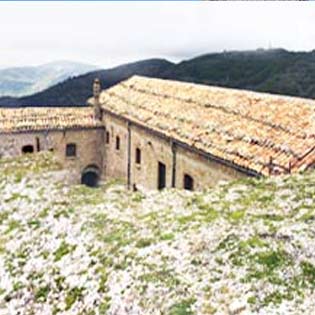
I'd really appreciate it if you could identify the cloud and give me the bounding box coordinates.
[0,1,314,67]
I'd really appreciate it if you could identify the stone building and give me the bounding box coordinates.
[0,107,104,186]
[1,75,315,190]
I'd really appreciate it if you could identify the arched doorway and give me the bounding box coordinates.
[22,145,34,154]
[81,165,100,188]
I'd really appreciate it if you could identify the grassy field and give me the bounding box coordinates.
[1,152,315,315]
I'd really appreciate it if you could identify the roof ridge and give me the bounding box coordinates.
[120,82,309,139]
[130,75,315,105]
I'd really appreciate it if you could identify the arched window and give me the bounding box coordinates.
[22,145,34,154]
[116,136,120,150]
[183,174,194,191]
[136,148,141,164]
[66,143,77,157]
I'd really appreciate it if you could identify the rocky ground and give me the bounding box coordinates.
[1,152,315,315]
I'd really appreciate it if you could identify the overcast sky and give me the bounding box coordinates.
[0,1,315,68]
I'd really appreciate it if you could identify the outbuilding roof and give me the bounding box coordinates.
[100,75,315,176]
[0,107,100,133]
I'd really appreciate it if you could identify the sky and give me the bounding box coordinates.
[0,1,315,68]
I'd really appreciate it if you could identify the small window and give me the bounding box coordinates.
[106,131,110,144]
[136,148,141,164]
[158,162,166,190]
[116,136,120,150]
[22,145,34,154]
[36,137,40,152]
[184,174,194,191]
[66,143,76,157]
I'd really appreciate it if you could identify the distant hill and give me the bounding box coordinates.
[0,59,173,107]
[0,61,99,97]
[1,49,315,107]
[163,49,315,98]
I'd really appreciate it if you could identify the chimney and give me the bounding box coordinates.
[93,78,102,120]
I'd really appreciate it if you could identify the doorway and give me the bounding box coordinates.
[184,174,194,191]
[81,165,100,188]
[158,162,166,190]
[22,145,34,154]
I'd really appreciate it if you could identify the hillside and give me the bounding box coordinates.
[1,152,315,314]
[163,49,315,98]
[0,61,99,98]
[1,49,315,107]
[0,59,173,107]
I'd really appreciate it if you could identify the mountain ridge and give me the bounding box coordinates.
[1,49,315,107]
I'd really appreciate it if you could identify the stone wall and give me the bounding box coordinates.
[0,127,104,183]
[102,113,128,181]
[175,145,245,190]
[103,112,247,191]
[0,112,249,190]
[129,124,173,190]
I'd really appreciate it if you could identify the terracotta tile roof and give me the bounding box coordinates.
[0,107,100,133]
[100,75,315,176]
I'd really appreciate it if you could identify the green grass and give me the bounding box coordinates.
[35,285,50,302]
[139,268,181,288]
[228,209,246,222]
[65,287,84,310]
[3,151,315,313]
[136,238,154,248]
[301,261,315,286]
[6,219,21,234]
[54,241,76,262]
[168,298,196,315]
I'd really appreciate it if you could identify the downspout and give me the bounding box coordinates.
[127,121,131,189]
[101,112,105,180]
[171,140,177,188]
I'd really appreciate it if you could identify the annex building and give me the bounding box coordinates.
[1,76,315,190]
